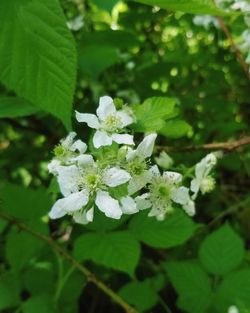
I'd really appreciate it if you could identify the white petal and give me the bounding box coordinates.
[116,110,134,127]
[163,171,182,184]
[93,130,112,148]
[112,133,134,145]
[62,132,77,148]
[75,112,100,129]
[103,167,131,187]
[148,165,161,179]
[190,178,200,196]
[95,190,122,219]
[135,194,152,210]
[171,186,190,205]
[73,207,94,225]
[120,196,138,214]
[183,200,196,216]
[128,171,150,195]
[57,165,80,196]
[49,190,89,219]
[48,159,61,175]
[76,154,95,167]
[70,139,87,153]
[96,96,116,120]
[126,148,137,161]
[136,133,157,159]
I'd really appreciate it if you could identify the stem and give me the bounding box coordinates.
[216,16,250,82]
[0,211,138,313]
[157,136,250,153]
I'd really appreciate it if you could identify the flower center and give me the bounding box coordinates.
[149,177,174,215]
[103,114,122,132]
[127,158,147,176]
[200,176,215,194]
[54,144,74,161]
[78,167,102,192]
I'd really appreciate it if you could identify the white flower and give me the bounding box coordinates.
[48,132,89,174]
[137,165,195,220]
[124,133,157,195]
[193,15,219,29]
[228,306,239,313]
[191,153,217,199]
[75,96,134,148]
[67,15,84,31]
[155,151,173,169]
[231,0,250,12]
[48,157,131,222]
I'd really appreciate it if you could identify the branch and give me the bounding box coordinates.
[0,211,138,313]
[157,136,250,153]
[216,16,250,82]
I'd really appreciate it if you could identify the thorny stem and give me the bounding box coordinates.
[157,136,250,153]
[0,211,138,313]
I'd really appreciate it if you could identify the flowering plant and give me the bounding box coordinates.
[48,96,218,225]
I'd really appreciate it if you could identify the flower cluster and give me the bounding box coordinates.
[48,96,218,225]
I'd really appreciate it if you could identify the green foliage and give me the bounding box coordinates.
[119,275,164,311]
[0,272,20,310]
[199,224,245,275]
[0,97,39,118]
[129,210,197,248]
[164,261,212,313]
[5,229,44,272]
[133,0,225,15]
[215,269,250,313]
[0,0,76,128]
[0,0,250,311]
[74,231,140,276]
[0,182,52,220]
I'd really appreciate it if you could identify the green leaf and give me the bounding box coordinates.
[74,231,140,276]
[215,269,250,313]
[133,0,226,15]
[21,264,55,296]
[119,275,164,311]
[164,261,212,313]
[0,97,39,118]
[0,0,76,128]
[0,182,52,220]
[22,294,55,313]
[85,209,128,232]
[129,210,197,248]
[199,224,245,275]
[0,272,20,310]
[133,97,178,132]
[78,45,119,77]
[159,119,192,138]
[5,230,45,272]
[92,0,119,12]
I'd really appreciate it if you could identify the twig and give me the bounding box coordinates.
[0,211,138,313]
[157,136,250,153]
[216,17,250,81]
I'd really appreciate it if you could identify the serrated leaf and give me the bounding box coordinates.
[164,261,212,313]
[0,272,20,310]
[215,269,250,313]
[159,119,192,138]
[5,230,44,272]
[129,210,197,248]
[0,182,52,220]
[199,224,245,275]
[0,0,76,128]
[0,97,39,118]
[74,231,140,276]
[133,97,178,132]
[119,279,160,311]
[22,294,55,313]
[133,0,226,15]
[78,45,119,78]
